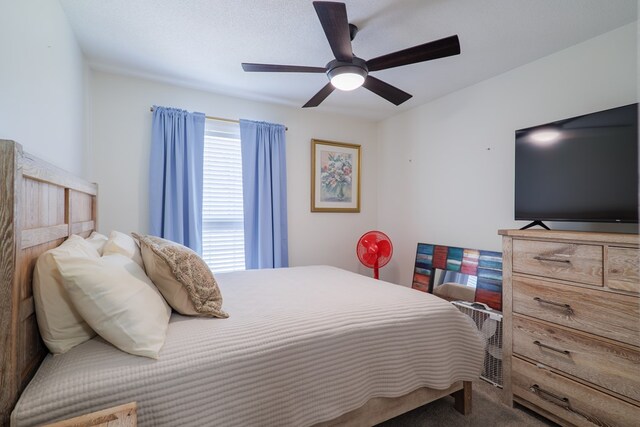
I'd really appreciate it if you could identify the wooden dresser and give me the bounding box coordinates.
[499,229,639,427]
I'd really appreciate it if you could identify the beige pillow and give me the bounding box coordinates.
[133,233,228,318]
[33,235,99,354]
[54,253,171,359]
[85,231,108,255]
[103,230,144,269]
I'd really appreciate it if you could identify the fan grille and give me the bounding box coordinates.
[356,231,393,268]
[452,301,503,387]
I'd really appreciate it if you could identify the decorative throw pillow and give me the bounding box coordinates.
[132,233,228,318]
[54,253,171,359]
[33,235,99,354]
[103,230,144,269]
[85,231,108,255]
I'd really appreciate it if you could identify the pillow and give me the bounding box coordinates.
[103,230,144,269]
[54,253,171,359]
[132,233,228,318]
[33,235,99,354]
[85,231,108,255]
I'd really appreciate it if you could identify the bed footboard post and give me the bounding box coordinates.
[452,381,472,415]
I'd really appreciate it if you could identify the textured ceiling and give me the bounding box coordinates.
[59,0,637,121]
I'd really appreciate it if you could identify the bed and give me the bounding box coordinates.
[0,139,485,426]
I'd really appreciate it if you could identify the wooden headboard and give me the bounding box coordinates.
[0,140,97,424]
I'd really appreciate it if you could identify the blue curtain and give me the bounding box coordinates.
[149,106,205,254]
[239,119,289,269]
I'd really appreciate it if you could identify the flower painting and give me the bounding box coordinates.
[311,139,360,212]
[320,151,353,202]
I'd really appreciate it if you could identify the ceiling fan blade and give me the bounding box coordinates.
[362,76,412,106]
[242,63,326,73]
[366,35,460,72]
[303,82,335,108]
[313,1,353,62]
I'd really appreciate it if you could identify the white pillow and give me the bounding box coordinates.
[103,230,144,269]
[54,253,171,359]
[85,231,108,255]
[33,235,99,354]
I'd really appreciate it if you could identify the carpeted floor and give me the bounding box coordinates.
[377,381,559,426]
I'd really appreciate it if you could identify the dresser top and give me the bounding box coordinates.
[498,229,639,246]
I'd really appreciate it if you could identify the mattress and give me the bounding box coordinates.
[11,266,484,426]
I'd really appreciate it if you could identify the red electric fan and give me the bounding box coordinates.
[356,231,393,279]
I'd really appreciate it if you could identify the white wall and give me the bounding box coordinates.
[0,0,86,175]
[2,2,636,285]
[377,23,639,286]
[89,71,378,273]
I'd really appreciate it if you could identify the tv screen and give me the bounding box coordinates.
[515,103,638,223]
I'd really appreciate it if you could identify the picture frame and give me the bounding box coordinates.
[311,139,361,212]
[412,242,503,311]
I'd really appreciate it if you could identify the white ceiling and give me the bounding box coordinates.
[59,0,637,121]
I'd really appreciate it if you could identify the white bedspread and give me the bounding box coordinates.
[11,266,484,426]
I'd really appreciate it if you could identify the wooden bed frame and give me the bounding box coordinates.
[0,139,471,425]
[0,140,98,424]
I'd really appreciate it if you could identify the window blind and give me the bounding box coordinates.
[202,120,245,273]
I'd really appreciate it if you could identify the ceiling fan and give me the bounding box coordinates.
[241,1,460,108]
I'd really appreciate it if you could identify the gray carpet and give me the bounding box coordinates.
[377,381,558,427]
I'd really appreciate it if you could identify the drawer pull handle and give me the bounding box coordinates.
[533,297,574,314]
[529,384,570,408]
[533,255,571,264]
[533,340,571,355]
[530,385,609,426]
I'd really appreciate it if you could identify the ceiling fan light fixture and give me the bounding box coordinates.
[328,65,367,91]
[241,2,461,107]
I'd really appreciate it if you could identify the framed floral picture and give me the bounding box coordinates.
[311,139,361,212]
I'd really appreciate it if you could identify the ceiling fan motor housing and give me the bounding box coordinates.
[326,57,368,81]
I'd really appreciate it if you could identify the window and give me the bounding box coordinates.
[202,120,245,272]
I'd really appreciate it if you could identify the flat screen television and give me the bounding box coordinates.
[515,103,638,224]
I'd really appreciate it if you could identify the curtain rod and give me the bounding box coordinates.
[149,107,287,131]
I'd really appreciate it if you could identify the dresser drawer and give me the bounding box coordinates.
[512,276,640,347]
[513,239,602,286]
[512,315,640,401]
[608,247,640,294]
[512,357,640,427]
